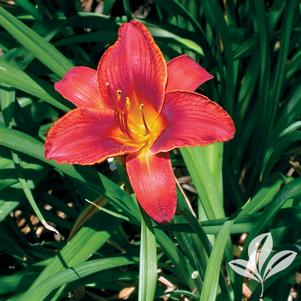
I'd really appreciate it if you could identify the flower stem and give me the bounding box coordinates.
[260,281,264,299]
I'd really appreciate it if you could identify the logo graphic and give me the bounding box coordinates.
[229,232,297,298]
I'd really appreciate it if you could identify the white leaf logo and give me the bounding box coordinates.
[228,259,262,283]
[263,250,297,280]
[229,232,296,298]
[257,233,273,273]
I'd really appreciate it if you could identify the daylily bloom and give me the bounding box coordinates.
[45,21,235,223]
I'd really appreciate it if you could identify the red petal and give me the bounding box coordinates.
[45,108,137,164]
[166,55,213,92]
[126,151,177,223]
[97,21,167,112]
[151,91,235,154]
[55,66,104,109]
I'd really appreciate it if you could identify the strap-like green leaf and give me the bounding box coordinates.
[0,6,73,77]
[138,211,157,301]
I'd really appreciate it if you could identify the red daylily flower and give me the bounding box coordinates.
[45,21,235,223]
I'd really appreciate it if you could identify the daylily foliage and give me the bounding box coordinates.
[45,21,235,223]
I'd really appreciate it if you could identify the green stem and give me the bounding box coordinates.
[260,281,264,299]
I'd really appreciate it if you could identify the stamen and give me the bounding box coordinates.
[114,94,133,139]
[119,112,127,133]
[123,107,133,139]
[114,109,125,132]
[140,104,150,134]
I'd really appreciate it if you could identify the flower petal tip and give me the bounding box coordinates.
[140,198,176,224]
[97,19,167,112]
[44,139,67,164]
[167,54,214,91]
[227,119,236,139]
[150,208,176,224]
[44,109,138,165]
[54,66,102,109]
[151,91,236,153]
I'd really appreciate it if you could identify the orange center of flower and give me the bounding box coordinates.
[112,90,164,150]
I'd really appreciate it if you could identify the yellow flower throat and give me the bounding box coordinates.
[113,90,163,149]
